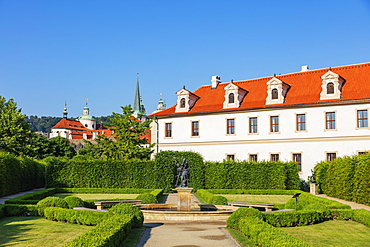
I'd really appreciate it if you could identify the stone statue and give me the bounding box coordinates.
[175,159,190,187]
[309,169,316,183]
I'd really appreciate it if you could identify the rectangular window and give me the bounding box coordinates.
[326,152,336,161]
[358,151,368,155]
[270,154,279,161]
[249,117,258,133]
[357,110,368,128]
[165,123,172,137]
[293,153,302,172]
[326,112,336,129]
[191,121,199,136]
[296,114,306,131]
[226,154,235,160]
[249,154,258,162]
[227,119,235,134]
[270,116,279,132]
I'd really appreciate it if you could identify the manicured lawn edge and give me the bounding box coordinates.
[5,188,162,205]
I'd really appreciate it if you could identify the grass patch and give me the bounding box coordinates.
[226,227,255,247]
[218,194,292,204]
[0,216,92,247]
[281,220,370,247]
[118,226,146,247]
[53,193,139,200]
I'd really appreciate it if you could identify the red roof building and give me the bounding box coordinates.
[149,62,370,179]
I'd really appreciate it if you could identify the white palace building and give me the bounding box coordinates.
[149,62,370,179]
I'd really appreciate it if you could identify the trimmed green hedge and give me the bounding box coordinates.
[196,189,228,205]
[204,160,300,190]
[280,192,351,210]
[5,188,57,204]
[239,216,311,247]
[315,154,370,206]
[0,152,45,197]
[153,151,205,190]
[44,207,109,225]
[2,204,38,216]
[207,189,302,195]
[262,210,331,227]
[65,214,133,247]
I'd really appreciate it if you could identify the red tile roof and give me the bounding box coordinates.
[150,62,370,117]
[52,118,151,143]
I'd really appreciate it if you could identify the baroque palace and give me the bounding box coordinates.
[149,62,370,179]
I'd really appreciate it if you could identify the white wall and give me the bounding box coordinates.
[152,103,370,180]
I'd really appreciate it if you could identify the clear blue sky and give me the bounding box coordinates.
[1,0,370,117]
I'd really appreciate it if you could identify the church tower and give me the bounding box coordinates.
[77,99,97,130]
[133,73,146,118]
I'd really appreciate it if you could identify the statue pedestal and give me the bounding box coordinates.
[176,187,193,211]
[310,183,318,195]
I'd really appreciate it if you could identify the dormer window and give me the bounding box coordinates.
[228,93,235,104]
[320,70,345,100]
[266,77,290,105]
[327,82,334,94]
[223,82,247,109]
[180,98,186,108]
[271,89,278,99]
[175,88,199,113]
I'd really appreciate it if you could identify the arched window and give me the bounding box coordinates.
[85,124,88,127]
[271,89,278,99]
[228,93,235,104]
[327,82,334,94]
[180,98,186,108]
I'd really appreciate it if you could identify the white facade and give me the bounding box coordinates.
[150,63,370,180]
[151,102,370,179]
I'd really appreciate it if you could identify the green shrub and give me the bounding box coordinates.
[5,188,57,205]
[262,210,328,227]
[210,195,228,205]
[227,207,262,229]
[64,215,133,247]
[207,189,302,195]
[109,203,144,228]
[282,192,350,210]
[331,209,354,220]
[64,196,85,209]
[57,187,152,194]
[36,196,68,216]
[314,154,370,206]
[44,207,109,225]
[3,204,38,216]
[239,216,310,247]
[0,205,5,219]
[136,193,158,204]
[352,209,370,228]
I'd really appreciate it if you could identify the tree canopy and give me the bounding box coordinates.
[0,96,33,155]
[82,105,154,160]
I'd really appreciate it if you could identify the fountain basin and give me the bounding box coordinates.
[138,204,238,221]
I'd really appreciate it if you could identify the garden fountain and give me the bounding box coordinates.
[137,159,237,221]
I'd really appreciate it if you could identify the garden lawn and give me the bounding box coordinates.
[218,194,292,204]
[54,193,140,200]
[281,220,370,247]
[0,216,92,247]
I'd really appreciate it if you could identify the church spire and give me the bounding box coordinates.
[63,101,68,119]
[133,73,145,117]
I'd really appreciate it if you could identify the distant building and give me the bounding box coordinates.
[152,94,167,114]
[149,62,370,180]
[50,102,114,140]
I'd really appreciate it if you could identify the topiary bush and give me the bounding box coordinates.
[227,207,262,229]
[210,195,228,205]
[36,196,68,216]
[136,193,158,204]
[109,203,144,228]
[64,196,85,209]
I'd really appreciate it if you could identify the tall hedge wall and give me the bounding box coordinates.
[204,160,300,190]
[44,151,204,190]
[0,152,45,197]
[44,152,300,190]
[315,154,370,206]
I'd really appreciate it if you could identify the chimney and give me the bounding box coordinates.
[301,65,309,72]
[211,75,221,89]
